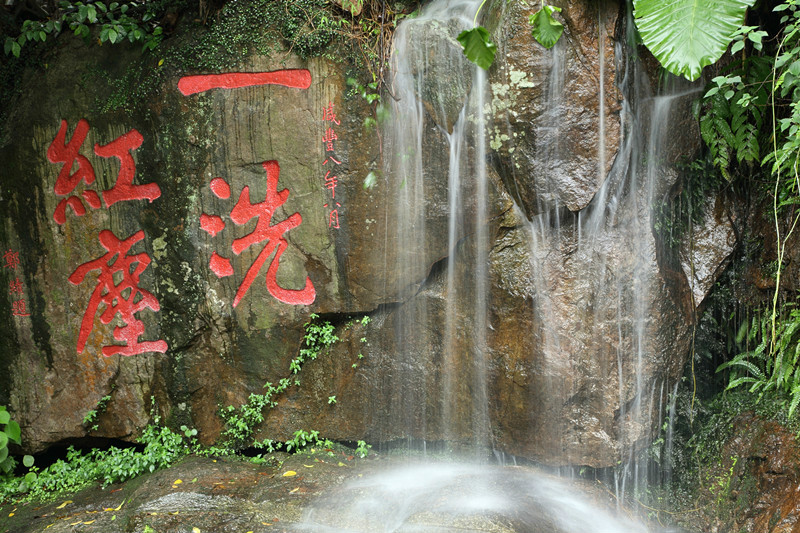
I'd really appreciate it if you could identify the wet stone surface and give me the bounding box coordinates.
[0,453,652,533]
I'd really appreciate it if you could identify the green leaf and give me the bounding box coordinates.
[6,420,21,445]
[0,410,9,425]
[633,0,757,81]
[23,454,34,468]
[0,447,7,463]
[456,26,496,70]
[0,432,7,449]
[529,5,564,49]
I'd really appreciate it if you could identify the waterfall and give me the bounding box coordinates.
[383,0,490,454]
[380,0,695,490]
[294,0,702,530]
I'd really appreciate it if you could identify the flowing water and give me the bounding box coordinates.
[381,0,491,453]
[311,0,698,529]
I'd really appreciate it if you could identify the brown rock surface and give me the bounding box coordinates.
[0,0,733,471]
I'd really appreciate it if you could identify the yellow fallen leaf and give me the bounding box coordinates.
[282,470,297,477]
[56,500,73,509]
[289,487,299,493]
[158,58,164,66]
[70,521,82,526]
[303,464,314,468]
[338,462,347,467]
[191,477,198,483]
[83,520,95,525]
[173,479,182,485]
[193,528,201,533]
[45,524,54,529]
[8,513,13,517]
[113,502,124,511]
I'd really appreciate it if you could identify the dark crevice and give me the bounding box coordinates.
[17,437,141,473]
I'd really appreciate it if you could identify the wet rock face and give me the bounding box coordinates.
[698,413,800,533]
[1,0,731,470]
[0,39,384,451]
[680,193,738,306]
[487,0,622,217]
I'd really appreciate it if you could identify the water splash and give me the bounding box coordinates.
[295,463,651,533]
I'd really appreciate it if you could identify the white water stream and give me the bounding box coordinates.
[311,0,698,529]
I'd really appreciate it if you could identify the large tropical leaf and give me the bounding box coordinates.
[633,0,757,81]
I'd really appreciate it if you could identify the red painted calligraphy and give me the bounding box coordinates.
[324,170,338,198]
[3,250,20,270]
[69,230,168,357]
[8,279,23,294]
[183,69,316,307]
[177,70,312,96]
[47,119,99,224]
[201,161,315,306]
[199,214,225,237]
[209,252,234,278]
[11,300,30,317]
[324,203,340,229]
[95,129,161,207]
[323,102,341,125]
[322,128,338,152]
[209,177,231,199]
[4,249,31,318]
[321,102,343,229]
[47,120,161,223]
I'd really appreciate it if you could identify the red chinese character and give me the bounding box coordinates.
[94,129,161,207]
[47,121,161,223]
[323,155,341,166]
[46,119,101,225]
[11,299,30,317]
[322,128,338,152]
[68,230,168,357]
[324,202,341,229]
[3,250,19,270]
[323,102,340,125]
[324,170,338,198]
[177,69,312,96]
[201,161,315,307]
[9,278,24,294]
